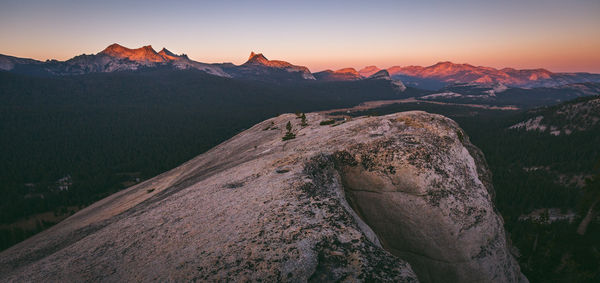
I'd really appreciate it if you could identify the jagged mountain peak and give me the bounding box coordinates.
[141,45,155,51]
[99,43,164,63]
[158,48,188,60]
[159,48,176,57]
[236,51,315,80]
[246,52,269,65]
[54,43,227,77]
[248,51,259,59]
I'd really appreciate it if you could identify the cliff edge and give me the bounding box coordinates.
[0,111,526,282]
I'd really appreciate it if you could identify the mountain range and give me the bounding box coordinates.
[383,62,600,89]
[411,81,600,108]
[1,43,599,282]
[2,43,599,88]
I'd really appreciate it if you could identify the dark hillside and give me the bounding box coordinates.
[0,69,422,249]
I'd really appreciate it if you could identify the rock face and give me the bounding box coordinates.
[0,111,526,282]
[100,44,167,63]
[224,52,316,81]
[313,68,362,81]
[366,70,407,92]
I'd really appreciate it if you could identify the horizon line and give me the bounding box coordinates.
[2,43,599,75]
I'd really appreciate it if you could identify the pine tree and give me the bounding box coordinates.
[282,121,296,141]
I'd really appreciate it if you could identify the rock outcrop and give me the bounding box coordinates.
[0,111,526,282]
[236,52,316,80]
[366,70,407,92]
[313,68,362,81]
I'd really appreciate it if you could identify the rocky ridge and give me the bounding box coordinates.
[2,46,599,87]
[0,111,525,282]
[235,52,316,80]
[0,44,229,77]
[387,62,600,88]
[100,44,167,63]
[313,68,362,81]
[366,70,407,92]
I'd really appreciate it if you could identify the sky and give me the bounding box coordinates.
[1,0,599,73]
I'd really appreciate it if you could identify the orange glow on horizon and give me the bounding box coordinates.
[1,0,599,73]
[2,44,599,74]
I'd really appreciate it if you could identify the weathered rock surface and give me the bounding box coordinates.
[366,70,407,92]
[0,111,526,282]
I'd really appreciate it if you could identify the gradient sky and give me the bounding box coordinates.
[1,0,599,73]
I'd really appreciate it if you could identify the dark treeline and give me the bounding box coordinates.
[0,69,424,250]
[2,69,598,280]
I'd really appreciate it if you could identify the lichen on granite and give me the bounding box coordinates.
[0,111,526,282]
